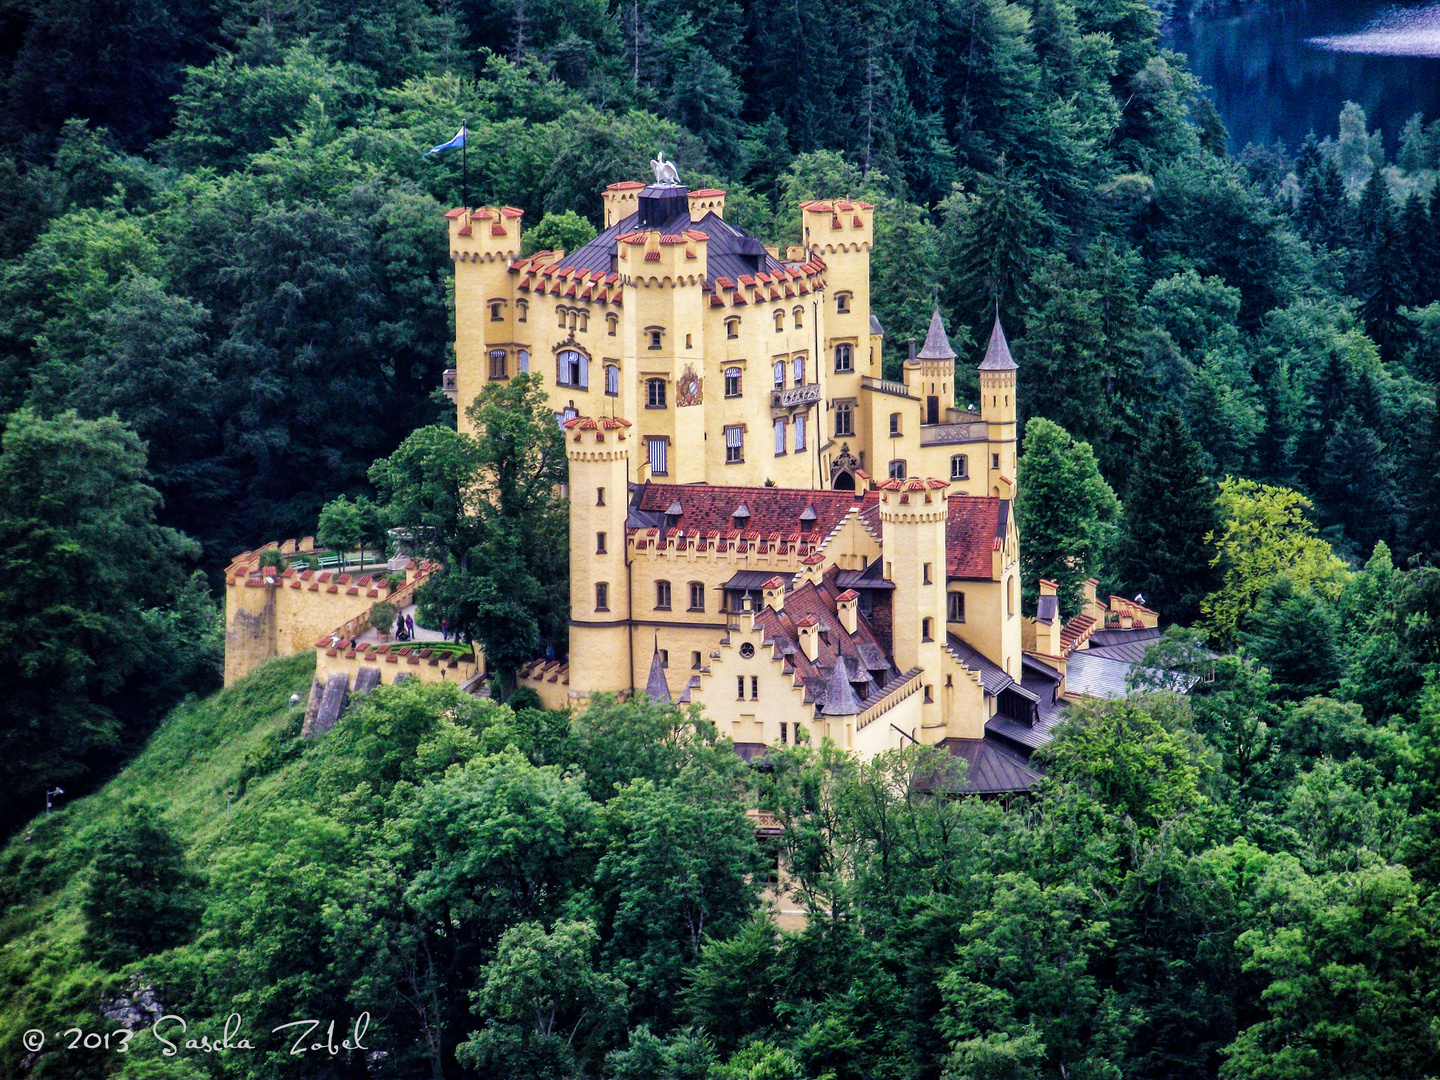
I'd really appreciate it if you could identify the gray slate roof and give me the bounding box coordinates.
[820,658,865,715]
[645,642,672,703]
[916,306,957,360]
[945,634,1015,696]
[938,738,1044,794]
[558,207,787,283]
[978,314,1018,371]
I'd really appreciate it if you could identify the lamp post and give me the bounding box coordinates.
[45,787,64,817]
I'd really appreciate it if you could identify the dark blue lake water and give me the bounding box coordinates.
[1165,1,1440,153]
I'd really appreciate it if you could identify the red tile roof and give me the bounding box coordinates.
[632,483,879,540]
[946,496,1004,580]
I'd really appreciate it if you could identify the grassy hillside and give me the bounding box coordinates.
[0,654,317,1078]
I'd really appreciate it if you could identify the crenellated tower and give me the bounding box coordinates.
[449,205,524,431]
[879,477,951,733]
[906,305,956,425]
[564,415,634,699]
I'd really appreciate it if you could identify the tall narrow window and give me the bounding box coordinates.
[725,426,743,463]
[835,343,853,372]
[751,675,759,700]
[948,591,966,622]
[724,367,741,397]
[655,580,672,610]
[793,306,803,328]
[794,414,806,451]
[517,300,528,323]
[793,355,805,385]
[951,454,968,480]
[923,562,932,584]
[606,313,618,336]
[992,453,1000,470]
[649,329,662,349]
[774,310,784,332]
[596,532,606,553]
[774,418,786,455]
[780,722,789,744]
[836,293,850,314]
[489,349,507,379]
[490,301,503,321]
[597,487,605,505]
[773,360,785,388]
[922,617,933,642]
[834,401,853,436]
[595,582,609,611]
[689,582,705,611]
[726,317,739,339]
[647,437,668,476]
[517,349,530,373]
[647,378,666,408]
[737,676,745,699]
[889,412,901,436]
[1008,577,1016,616]
[605,363,619,396]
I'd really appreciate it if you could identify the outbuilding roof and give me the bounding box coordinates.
[945,496,1007,579]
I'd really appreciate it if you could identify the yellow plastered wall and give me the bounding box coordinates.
[879,480,951,731]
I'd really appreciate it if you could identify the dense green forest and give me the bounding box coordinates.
[2,0,1440,1072]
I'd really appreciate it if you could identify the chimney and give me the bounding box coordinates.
[836,590,859,635]
[1083,577,1100,619]
[762,576,787,613]
[797,615,820,662]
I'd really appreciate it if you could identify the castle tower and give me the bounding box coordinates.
[615,191,709,484]
[907,305,956,425]
[802,199,875,471]
[564,416,634,698]
[879,477,951,733]
[978,314,1018,498]
[449,205,524,432]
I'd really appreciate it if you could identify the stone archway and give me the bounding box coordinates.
[830,445,860,491]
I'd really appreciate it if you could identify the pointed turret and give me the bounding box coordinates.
[916,305,957,360]
[645,636,672,704]
[821,657,864,716]
[978,313,1017,371]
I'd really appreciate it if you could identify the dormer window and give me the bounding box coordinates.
[665,499,683,528]
[732,501,751,529]
[800,505,817,532]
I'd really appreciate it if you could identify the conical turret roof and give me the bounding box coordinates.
[978,312,1017,371]
[645,638,672,704]
[915,306,956,360]
[820,657,864,716]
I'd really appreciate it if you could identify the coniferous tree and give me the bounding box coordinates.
[1015,417,1118,617]
[1114,407,1219,626]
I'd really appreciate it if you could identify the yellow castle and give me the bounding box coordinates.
[444,174,1166,793]
[446,181,1016,495]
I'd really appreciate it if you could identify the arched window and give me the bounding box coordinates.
[517,349,530,373]
[836,292,851,314]
[888,459,907,480]
[606,313,618,336]
[793,306,804,328]
[1008,576,1016,616]
[557,308,568,328]
[490,301,503,321]
[489,349,507,379]
[773,360,785,389]
[556,349,588,389]
[774,310,784,332]
[834,343,853,372]
[517,299,528,323]
[724,367,741,397]
[647,378,666,408]
[725,317,740,339]
[792,355,805,386]
[604,363,619,396]
[950,454,968,480]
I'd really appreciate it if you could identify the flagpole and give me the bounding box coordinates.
[461,119,469,211]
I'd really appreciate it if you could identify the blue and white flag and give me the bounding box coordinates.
[424,126,466,156]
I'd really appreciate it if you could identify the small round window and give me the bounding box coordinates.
[739,643,755,659]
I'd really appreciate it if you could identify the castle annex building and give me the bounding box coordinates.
[447,181,1017,496]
